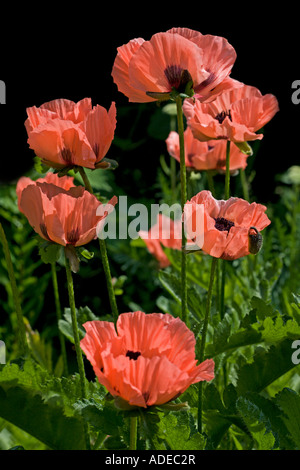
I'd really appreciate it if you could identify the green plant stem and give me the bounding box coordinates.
[0,222,28,356]
[240,169,249,201]
[175,95,187,324]
[64,253,90,449]
[220,260,226,321]
[225,140,231,199]
[78,167,93,194]
[98,238,119,326]
[78,166,119,326]
[198,256,218,433]
[51,263,68,376]
[206,171,215,197]
[129,416,138,450]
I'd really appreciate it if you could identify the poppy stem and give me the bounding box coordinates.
[0,222,28,356]
[175,95,187,324]
[77,166,119,326]
[64,253,90,449]
[129,416,138,450]
[240,168,250,201]
[51,262,69,376]
[98,238,119,326]
[225,140,231,199]
[197,256,218,434]
[206,171,215,197]
[78,167,94,194]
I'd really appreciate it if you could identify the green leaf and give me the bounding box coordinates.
[74,398,123,436]
[236,396,276,450]
[37,239,62,265]
[157,413,205,450]
[236,339,300,396]
[0,386,86,450]
[275,388,300,448]
[59,306,99,344]
[158,270,205,320]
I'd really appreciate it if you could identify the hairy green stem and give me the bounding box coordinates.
[206,171,215,197]
[129,416,138,450]
[78,166,119,326]
[51,263,68,376]
[198,256,217,433]
[98,238,119,326]
[175,95,187,324]
[78,167,93,194]
[240,168,249,201]
[64,253,90,449]
[0,223,28,355]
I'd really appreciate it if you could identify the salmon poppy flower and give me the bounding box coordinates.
[166,127,248,172]
[184,190,271,260]
[17,175,117,247]
[112,27,241,103]
[25,98,117,170]
[138,214,182,268]
[16,172,76,211]
[183,84,279,143]
[80,311,215,408]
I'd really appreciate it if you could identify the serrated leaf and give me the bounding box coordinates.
[275,388,300,448]
[74,398,123,435]
[236,396,276,450]
[158,270,205,320]
[59,306,99,343]
[37,240,62,265]
[0,386,86,450]
[236,339,300,396]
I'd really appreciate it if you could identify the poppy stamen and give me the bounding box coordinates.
[214,217,234,232]
[215,109,232,124]
[164,66,193,93]
[126,350,141,361]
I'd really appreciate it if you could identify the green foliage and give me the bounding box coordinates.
[1,100,300,450]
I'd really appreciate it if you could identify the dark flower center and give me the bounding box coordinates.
[40,223,51,241]
[61,147,74,165]
[66,228,80,245]
[214,217,234,232]
[126,350,141,361]
[214,109,232,124]
[164,65,193,93]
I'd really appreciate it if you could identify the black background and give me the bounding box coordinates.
[0,6,298,203]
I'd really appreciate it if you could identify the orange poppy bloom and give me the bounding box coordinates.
[112,27,240,103]
[17,174,117,247]
[166,127,248,172]
[16,172,76,211]
[25,98,117,169]
[183,84,279,143]
[80,311,215,408]
[138,214,182,268]
[184,190,271,260]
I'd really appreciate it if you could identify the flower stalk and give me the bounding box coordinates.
[197,256,218,433]
[129,416,138,450]
[78,166,119,326]
[51,262,68,376]
[0,222,28,356]
[64,253,90,449]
